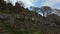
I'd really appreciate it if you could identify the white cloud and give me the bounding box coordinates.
[4,0,17,5]
[17,0,34,8]
[31,0,38,3]
[42,0,60,8]
[4,0,34,8]
[4,0,60,9]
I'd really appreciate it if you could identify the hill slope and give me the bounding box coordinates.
[0,0,60,34]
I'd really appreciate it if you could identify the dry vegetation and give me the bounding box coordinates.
[0,0,60,34]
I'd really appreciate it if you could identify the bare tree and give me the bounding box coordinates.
[17,1,25,7]
[7,0,11,3]
[54,9,60,16]
[30,6,40,11]
[0,0,7,9]
[40,6,52,17]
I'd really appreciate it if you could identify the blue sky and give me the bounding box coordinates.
[4,0,60,9]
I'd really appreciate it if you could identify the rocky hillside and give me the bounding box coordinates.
[0,0,60,34]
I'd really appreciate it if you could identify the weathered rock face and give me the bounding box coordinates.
[0,13,60,34]
[0,14,10,21]
[0,0,60,34]
[46,14,60,25]
[10,13,60,34]
[0,15,59,33]
[0,14,11,33]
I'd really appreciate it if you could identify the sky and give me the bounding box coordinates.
[4,0,60,9]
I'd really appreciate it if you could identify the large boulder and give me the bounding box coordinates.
[46,14,60,25]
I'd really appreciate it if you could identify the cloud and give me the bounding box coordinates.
[4,0,34,8]
[42,0,60,8]
[4,0,17,5]
[16,0,34,8]
[53,2,60,9]
[4,0,60,9]
[31,0,39,3]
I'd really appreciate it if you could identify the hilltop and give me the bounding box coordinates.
[0,0,60,34]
